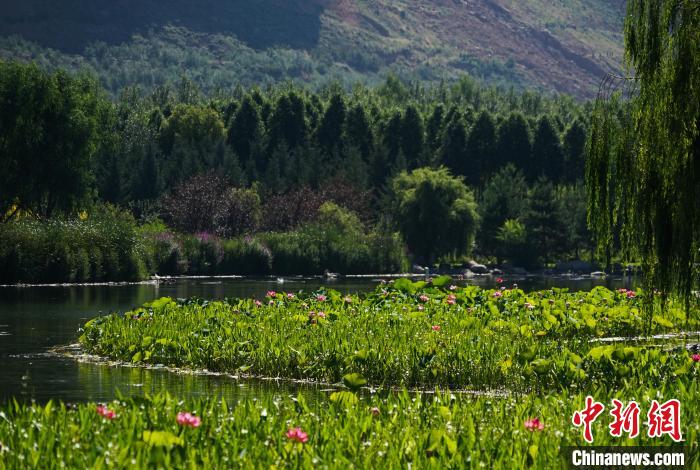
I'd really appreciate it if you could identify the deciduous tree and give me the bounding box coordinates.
[392,167,479,263]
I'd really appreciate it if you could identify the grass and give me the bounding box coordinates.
[0,385,696,468]
[80,278,699,392]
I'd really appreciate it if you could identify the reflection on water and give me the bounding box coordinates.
[74,361,328,404]
[0,275,635,403]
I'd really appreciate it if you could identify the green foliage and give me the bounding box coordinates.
[495,219,531,266]
[0,206,147,283]
[316,94,346,155]
[524,177,568,265]
[563,120,587,183]
[159,104,231,188]
[556,184,592,260]
[495,113,532,180]
[263,203,408,275]
[3,385,696,468]
[478,167,592,266]
[532,115,564,182]
[220,237,273,275]
[140,204,407,277]
[215,188,262,238]
[0,59,599,276]
[0,0,627,100]
[466,110,497,187]
[80,283,699,391]
[439,114,469,178]
[392,167,479,263]
[227,96,263,170]
[478,165,530,260]
[0,61,111,219]
[400,105,426,169]
[587,0,700,310]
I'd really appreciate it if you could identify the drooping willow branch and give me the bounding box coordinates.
[587,0,700,332]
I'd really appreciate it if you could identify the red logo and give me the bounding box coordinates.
[572,396,606,443]
[609,399,640,438]
[647,399,682,442]
[573,398,683,443]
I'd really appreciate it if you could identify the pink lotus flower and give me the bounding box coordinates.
[692,354,700,362]
[317,311,326,318]
[316,294,327,302]
[626,291,636,299]
[447,299,455,305]
[449,285,458,291]
[492,291,503,298]
[432,325,441,331]
[419,295,429,302]
[524,417,544,431]
[266,291,277,298]
[177,412,202,428]
[371,407,380,417]
[254,300,262,307]
[287,293,295,299]
[96,405,116,420]
[286,427,309,443]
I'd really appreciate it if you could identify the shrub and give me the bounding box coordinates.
[495,219,533,267]
[143,233,185,275]
[367,232,409,273]
[214,187,262,237]
[261,203,408,275]
[219,237,272,275]
[179,233,224,275]
[0,206,147,283]
[261,180,373,232]
[159,172,228,233]
[263,232,321,275]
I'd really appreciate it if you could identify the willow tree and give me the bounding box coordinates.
[391,167,479,265]
[587,1,699,317]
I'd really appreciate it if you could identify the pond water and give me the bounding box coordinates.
[0,275,636,404]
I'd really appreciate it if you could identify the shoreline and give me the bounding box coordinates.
[0,271,629,289]
[51,344,511,397]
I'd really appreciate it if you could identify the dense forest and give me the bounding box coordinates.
[1,60,594,282]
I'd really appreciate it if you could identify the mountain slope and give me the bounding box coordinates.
[0,0,625,98]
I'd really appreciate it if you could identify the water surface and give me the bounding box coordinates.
[0,275,634,403]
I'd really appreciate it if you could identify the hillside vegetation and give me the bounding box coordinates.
[0,0,625,97]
